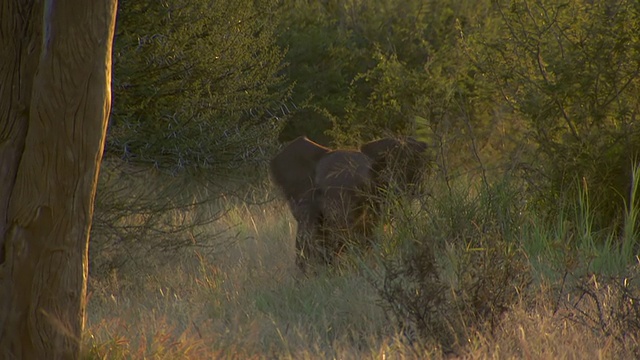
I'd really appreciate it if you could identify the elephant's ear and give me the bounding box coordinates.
[360,138,402,173]
[270,136,330,202]
[360,137,429,192]
[402,137,429,187]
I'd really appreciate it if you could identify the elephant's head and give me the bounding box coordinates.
[314,149,375,239]
[270,136,429,272]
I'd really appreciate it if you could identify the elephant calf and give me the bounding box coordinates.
[270,136,428,272]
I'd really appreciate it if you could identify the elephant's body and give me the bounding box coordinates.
[270,136,428,272]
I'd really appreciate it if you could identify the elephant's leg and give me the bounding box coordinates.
[291,192,325,272]
[294,218,319,272]
[294,226,311,272]
[315,218,341,265]
[314,188,350,264]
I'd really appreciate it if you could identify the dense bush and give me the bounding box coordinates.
[277,0,499,151]
[108,0,290,173]
[370,180,531,351]
[330,0,494,146]
[275,1,371,144]
[472,0,640,228]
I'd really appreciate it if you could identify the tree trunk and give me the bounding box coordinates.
[0,1,117,359]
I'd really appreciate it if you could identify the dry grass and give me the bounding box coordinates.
[84,198,400,359]
[83,168,639,359]
[461,272,640,359]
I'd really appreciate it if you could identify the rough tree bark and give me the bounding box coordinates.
[0,1,117,358]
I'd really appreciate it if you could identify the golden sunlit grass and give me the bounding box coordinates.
[83,165,639,359]
[84,190,398,359]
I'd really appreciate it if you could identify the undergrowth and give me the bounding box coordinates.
[83,162,640,359]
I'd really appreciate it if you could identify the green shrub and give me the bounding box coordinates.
[369,179,531,351]
[109,0,290,173]
[472,0,640,229]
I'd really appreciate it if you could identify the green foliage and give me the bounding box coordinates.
[276,1,372,144]
[523,164,640,276]
[473,0,640,228]
[109,0,290,173]
[275,0,507,164]
[330,0,494,145]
